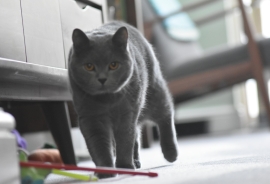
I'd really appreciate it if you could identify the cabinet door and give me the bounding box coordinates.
[0,0,26,62]
[21,0,66,68]
[58,0,103,68]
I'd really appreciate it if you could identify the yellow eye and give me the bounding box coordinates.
[109,62,119,70]
[84,63,95,71]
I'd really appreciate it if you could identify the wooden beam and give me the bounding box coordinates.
[238,0,270,127]
[168,62,252,97]
[195,7,237,26]
[172,74,253,104]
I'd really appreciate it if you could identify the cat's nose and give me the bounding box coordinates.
[98,78,107,85]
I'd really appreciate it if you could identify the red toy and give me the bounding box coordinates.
[20,161,158,177]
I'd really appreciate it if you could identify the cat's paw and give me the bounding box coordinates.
[134,159,141,169]
[116,163,135,169]
[95,173,116,179]
[163,147,178,162]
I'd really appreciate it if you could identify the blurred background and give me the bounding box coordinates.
[6,0,270,159]
[107,0,270,135]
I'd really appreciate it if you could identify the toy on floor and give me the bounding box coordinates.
[11,129,27,149]
[20,161,158,177]
[28,143,64,164]
[28,149,63,164]
[19,149,98,184]
[19,149,51,184]
[51,169,98,181]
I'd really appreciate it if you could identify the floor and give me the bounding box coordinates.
[46,129,270,184]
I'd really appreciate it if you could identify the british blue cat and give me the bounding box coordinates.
[68,21,178,178]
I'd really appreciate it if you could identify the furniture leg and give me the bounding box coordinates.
[41,102,76,165]
[238,0,270,127]
[142,123,154,148]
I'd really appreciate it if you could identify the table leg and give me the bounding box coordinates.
[41,102,76,165]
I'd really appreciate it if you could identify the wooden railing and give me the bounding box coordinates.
[145,0,270,127]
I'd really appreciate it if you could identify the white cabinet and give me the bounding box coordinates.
[0,0,26,62]
[59,0,103,68]
[21,0,66,68]
[0,0,107,69]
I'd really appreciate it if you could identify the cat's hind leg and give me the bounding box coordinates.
[156,114,178,162]
[147,83,178,162]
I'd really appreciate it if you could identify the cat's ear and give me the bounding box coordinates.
[72,29,90,52]
[112,27,128,50]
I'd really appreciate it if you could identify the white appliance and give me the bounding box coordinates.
[0,108,20,184]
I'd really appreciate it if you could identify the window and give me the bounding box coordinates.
[149,0,199,41]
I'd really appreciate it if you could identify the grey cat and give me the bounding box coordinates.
[68,21,178,178]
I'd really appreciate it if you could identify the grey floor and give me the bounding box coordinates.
[46,129,270,184]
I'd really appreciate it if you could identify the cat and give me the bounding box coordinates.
[68,21,178,178]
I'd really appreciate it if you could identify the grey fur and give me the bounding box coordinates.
[68,21,178,178]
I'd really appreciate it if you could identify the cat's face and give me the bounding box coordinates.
[69,27,133,95]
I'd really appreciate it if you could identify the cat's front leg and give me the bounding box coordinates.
[113,113,137,169]
[79,116,115,178]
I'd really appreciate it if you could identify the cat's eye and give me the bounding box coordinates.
[84,63,95,71]
[109,62,119,70]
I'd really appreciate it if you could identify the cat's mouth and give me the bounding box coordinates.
[96,85,110,93]
[95,85,119,94]
[86,82,119,94]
